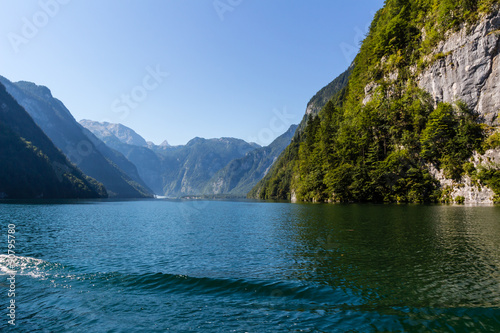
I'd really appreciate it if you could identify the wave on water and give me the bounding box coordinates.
[0,254,66,279]
[0,254,359,309]
[103,271,358,304]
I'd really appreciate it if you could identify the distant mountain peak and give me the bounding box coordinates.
[15,81,54,100]
[80,120,149,147]
[0,75,55,100]
[186,137,205,146]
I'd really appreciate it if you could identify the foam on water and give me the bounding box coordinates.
[0,254,54,279]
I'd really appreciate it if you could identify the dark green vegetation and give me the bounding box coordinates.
[203,125,298,196]
[478,168,500,202]
[420,102,484,180]
[0,76,152,198]
[475,128,500,202]
[0,83,106,199]
[251,0,500,203]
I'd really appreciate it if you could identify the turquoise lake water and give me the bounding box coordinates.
[1,199,499,332]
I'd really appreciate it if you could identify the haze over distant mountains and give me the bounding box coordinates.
[81,119,296,197]
[82,118,260,196]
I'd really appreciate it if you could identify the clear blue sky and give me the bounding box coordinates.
[0,0,384,146]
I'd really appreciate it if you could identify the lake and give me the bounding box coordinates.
[1,199,500,332]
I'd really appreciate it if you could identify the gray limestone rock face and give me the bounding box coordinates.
[417,10,500,125]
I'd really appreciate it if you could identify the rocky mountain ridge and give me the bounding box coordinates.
[362,7,500,204]
[80,119,150,147]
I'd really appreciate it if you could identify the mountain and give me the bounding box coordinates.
[251,1,500,204]
[80,120,261,197]
[79,120,165,194]
[248,72,352,201]
[79,120,149,147]
[79,126,154,194]
[305,66,353,118]
[0,82,106,199]
[203,125,298,196]
[0,76,153,198]
[157,137,260,196]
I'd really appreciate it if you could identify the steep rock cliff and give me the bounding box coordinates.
[418,10,500,125]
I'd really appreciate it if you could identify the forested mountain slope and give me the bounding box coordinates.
[250,0,500,204]
[0,83,106,199]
